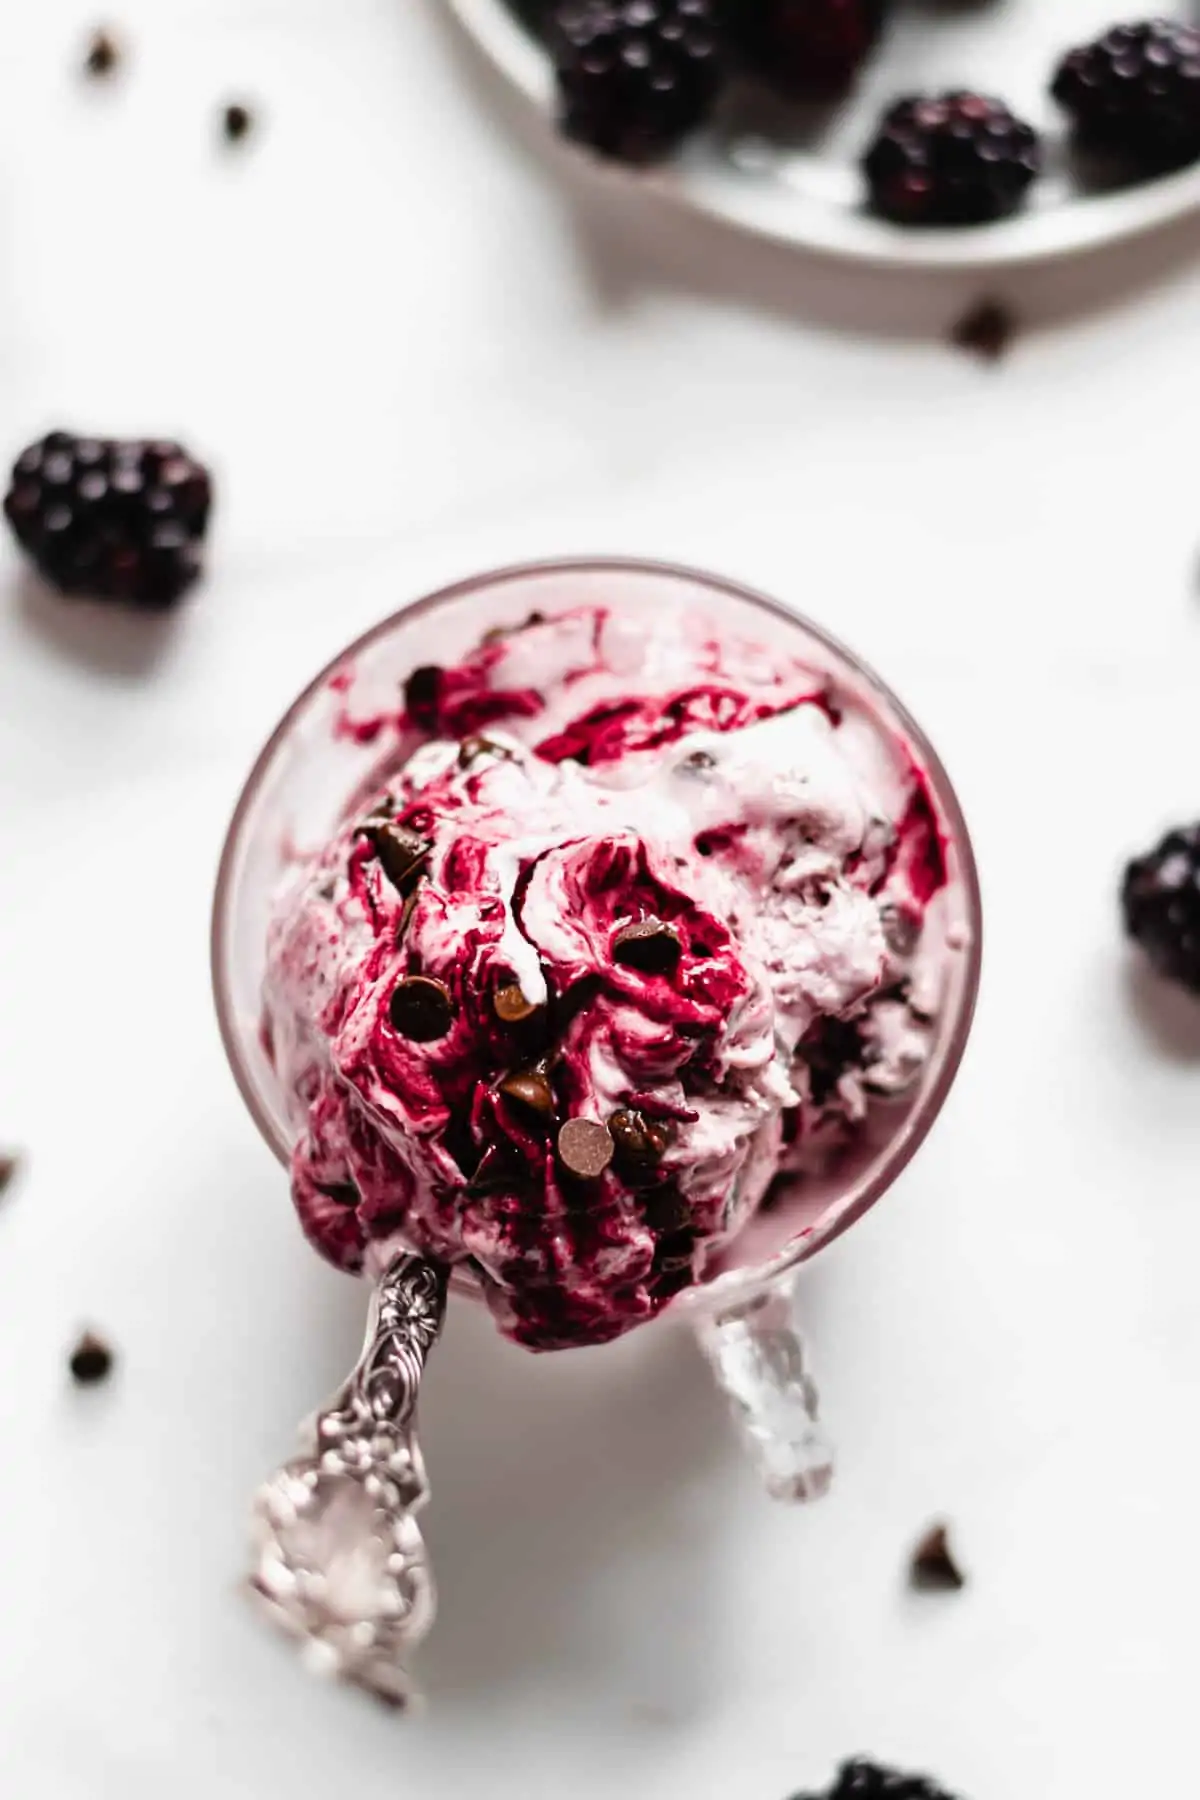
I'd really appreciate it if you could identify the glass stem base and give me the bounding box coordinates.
[694,1270,834,1502]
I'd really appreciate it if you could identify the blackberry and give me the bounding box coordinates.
[796,1758,961,1799]
[863,92,1041,226]
[549,0,727,165]
[1052,20,1200,172]
[728,0,886,101]
[5,432,212,609]
[1122,822,1200,992]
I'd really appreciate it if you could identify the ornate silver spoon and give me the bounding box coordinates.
[248,1253,449,1707]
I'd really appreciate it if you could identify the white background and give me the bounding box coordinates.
[2,4,1200,1797]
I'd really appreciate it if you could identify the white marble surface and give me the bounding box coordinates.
[3,4,1200,1797]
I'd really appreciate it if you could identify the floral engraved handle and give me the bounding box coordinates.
[248,1254,449,1707]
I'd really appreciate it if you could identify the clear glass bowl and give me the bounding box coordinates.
[213,557,981,1500]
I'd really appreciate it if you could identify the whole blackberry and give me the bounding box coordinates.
[5,432,213,609]
[1122,823,1200,992]
[795,1758,962,1799]
[1052,20,1200,172]
[728,0,886,101]
[863,92,1041,226]
[549,0,727,165]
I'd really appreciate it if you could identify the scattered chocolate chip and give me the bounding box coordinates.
[0,1152,21,1198]
[84,28,121,77]
[613,920,682,975]
[404,664,442,729]
[368,823,430,896]
[909,1522,966,1592]
[389,976,453,1042]
[69,1331,114,1385]
[494,982,541,1025]
[458,734,514,769]
[222,102,256,143]
[610,1107,674,1180]
[499,1068,556,1118]
[950,298,1015,363]
[557,1117,614,1180]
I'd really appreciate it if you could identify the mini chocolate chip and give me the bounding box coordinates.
[613,920,682,975]
[84,28,121,76]
[459,735,515,769]
[494,982,541,1025]
[222,102,255,142]
[499,1069,556,1118]
[404,664,442,728]
[951,298,1014,363]
[909,1523,966,1592]
[368,823,430,896]
[69,1331,114,1385]
[389,976,453,1042]
[0,1152,20,1198]
[610,1108,673,1176]
[557,1118,614,1180]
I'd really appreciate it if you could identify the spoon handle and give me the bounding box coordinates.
[249,1253,449,1707]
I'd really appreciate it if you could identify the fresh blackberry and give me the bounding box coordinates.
[1122,822,1200,992]
[1052,20,1200,172]
[795,1758,961,1799]
[728,0,886,101]
[5,432,213,609]
[863,92,1041,226]
[549,0,727,165]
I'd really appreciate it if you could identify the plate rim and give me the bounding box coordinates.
[445,0,1200,273]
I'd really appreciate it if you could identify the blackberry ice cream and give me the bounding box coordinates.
[264,605,952,1350]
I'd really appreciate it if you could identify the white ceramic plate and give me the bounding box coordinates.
[447,0,1200,269]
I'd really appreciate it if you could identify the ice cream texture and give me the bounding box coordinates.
[264,605,950,1350]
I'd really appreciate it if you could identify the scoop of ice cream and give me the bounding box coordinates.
[264,607,948,1349]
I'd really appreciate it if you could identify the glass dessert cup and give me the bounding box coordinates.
[212,557,981,1703]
